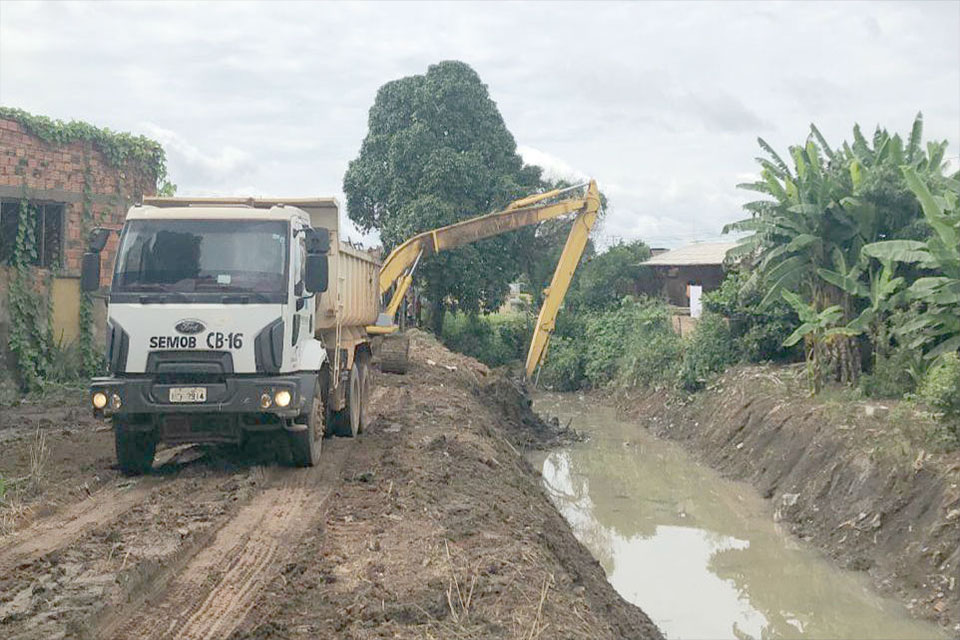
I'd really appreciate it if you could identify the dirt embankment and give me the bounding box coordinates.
[619,364,960,630]
[0,331,661,640]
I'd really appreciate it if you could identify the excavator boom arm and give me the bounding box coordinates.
[377,183,592,295]
[368,180,601,380]
[524,196,599,378]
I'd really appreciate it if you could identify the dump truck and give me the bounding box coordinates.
[83,197,376,472]
[82,182,600,474]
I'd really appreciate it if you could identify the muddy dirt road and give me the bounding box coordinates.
[0,332,660,639]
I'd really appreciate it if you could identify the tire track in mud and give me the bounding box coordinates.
[98,440,350,640]
[0,478,160,572]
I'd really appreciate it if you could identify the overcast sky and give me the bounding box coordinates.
[1,1,957,248]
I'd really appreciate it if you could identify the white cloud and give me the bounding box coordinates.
[518,145,589,184]
[142,124,257,193]
[1,1,956,249]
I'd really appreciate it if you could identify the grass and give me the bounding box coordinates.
[0,425,51,536]
[29,426,50,491]
[444,539,479,625]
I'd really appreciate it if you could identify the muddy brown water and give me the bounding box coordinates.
[531,392,948,640]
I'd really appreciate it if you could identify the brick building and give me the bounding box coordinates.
[0,109,161,380]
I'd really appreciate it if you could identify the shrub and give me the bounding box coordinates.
[919,353,960,422]
[45,339,83,383]
[441,311,532,368]
[582,310,628,386]
[538,297,681,390]
[704,271,800,363]
[860,343,925,399]
[620,327,683,388]
[583,298,677,387]
[538,337,585,391]
[573,240,652,311]
[492,313,532,362]
[678,313,739,391]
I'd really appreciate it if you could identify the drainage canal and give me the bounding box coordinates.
[531,392,947,640]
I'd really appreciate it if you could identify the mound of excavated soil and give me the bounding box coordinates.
[619,364,960,631]
[236,329,661,639]
[480,375,584,450]
[0,331,661,639]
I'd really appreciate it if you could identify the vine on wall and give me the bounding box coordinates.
[2,108,171,386]
[0,106,169,189]
[77,153,102,377]
[7,195,53,391]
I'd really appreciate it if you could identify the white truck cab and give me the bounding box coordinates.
[84,198,375,473]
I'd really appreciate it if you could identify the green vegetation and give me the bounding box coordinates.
[7,197,52,391]
[565,239,652,311]
[676,313,738,392]
[919,354,960,428]
[536,337,584,391]
[702,270,800,363]
[440,311,532,368]
[862,167,960,359]
[537,298,681,391]
[726,113,958,394]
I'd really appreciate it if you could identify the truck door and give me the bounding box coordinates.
[291,226,314,368]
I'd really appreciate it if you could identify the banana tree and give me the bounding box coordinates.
[818,257,906,358]
[727,114,951,387]
[780,290,859,394]
[862,167,960,359]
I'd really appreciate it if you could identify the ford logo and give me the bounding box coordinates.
[175,319,206,335]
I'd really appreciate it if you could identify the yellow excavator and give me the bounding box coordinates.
[366,180,601,380]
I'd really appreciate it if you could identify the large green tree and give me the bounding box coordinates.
[344,61,543,333]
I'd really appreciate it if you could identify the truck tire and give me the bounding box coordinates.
[331,363,362,438]
[289,379,323,467]
[357,351,372,434]
[113,417,156,475]
[379,334,409,374]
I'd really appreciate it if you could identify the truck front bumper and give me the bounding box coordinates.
[89,374,315,420]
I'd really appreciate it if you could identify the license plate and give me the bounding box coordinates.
[169,387,207,403]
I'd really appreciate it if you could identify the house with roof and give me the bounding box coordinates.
[641,241,737,335]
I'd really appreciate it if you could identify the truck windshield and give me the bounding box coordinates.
[113,220,288,296]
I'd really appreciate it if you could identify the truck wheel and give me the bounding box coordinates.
[331,363,362,438]
[379,334,409,374]
[113,417,156,475]
[357,352,372,434]
[289,380,323,467]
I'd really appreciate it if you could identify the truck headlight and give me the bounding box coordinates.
[92,392,108,409]
[110,394,122,410]
[274,390,292,408]
[259,393,273,410]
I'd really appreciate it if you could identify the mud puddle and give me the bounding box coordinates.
[531,392,947,640]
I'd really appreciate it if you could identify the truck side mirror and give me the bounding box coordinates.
[305,227,330,254]
[87,228,111,252]
[304,254,328,294]
[303,227,330,294]
[81,252,101,292]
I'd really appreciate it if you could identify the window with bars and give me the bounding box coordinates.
[0,200,66,268]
